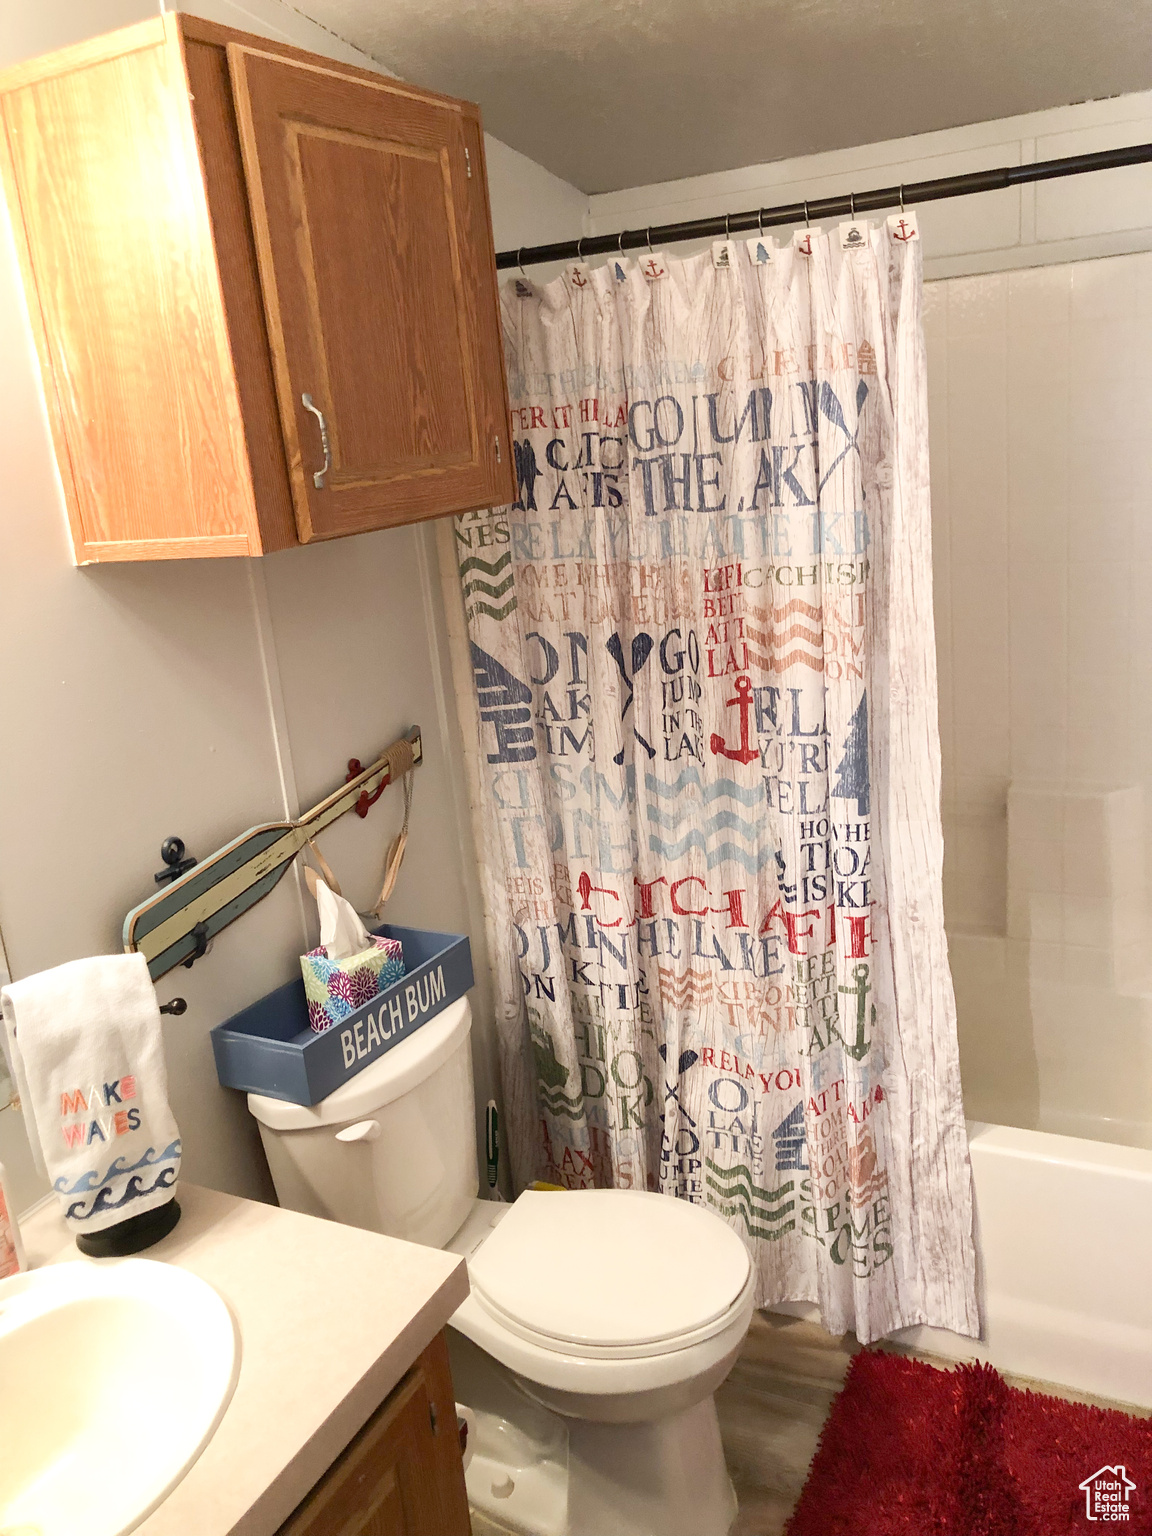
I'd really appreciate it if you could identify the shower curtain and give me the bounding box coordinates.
[453,224,978,1343]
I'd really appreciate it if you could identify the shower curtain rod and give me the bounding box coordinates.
[495,141,1152,269]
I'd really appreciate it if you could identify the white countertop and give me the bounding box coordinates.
[22,1184,470,1536]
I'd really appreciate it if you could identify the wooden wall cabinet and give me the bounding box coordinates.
[277,1332,472,1536]
[0,15,515,563]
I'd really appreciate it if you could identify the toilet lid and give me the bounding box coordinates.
[468,1189,751,1350]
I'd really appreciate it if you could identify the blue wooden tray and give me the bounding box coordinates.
[211,925,472,1106]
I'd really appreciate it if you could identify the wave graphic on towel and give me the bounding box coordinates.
[54,1139,182,1195]
[66,1164,178,1222]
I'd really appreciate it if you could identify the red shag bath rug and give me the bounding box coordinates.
[785,1349,1152,1535]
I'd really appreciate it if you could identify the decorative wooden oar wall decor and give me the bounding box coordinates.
[124,728,422,981]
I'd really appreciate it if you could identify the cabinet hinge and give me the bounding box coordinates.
[465,147,472,179]
[429,1401,438,1434]
[494,437,502,465]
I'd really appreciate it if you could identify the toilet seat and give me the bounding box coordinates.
[446,1191,756,1395]
[450,1278,755,1401]
[471,1270,756,1360]
[467,1189,752,1361]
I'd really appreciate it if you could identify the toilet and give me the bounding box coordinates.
[248,998,754,1536]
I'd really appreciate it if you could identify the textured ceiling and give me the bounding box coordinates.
[292,0,1152,193]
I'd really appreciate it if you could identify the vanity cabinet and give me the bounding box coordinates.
[277,1331,471,1536]
[0,15,514,564]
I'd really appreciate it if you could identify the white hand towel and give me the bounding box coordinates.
[0,953,181,1235]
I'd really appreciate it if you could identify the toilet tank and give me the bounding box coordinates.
[247,996,479,1249]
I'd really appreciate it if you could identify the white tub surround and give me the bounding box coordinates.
[20,1183,469,1536]
[920,252,1152,1151]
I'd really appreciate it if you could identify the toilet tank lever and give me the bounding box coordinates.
[335,1119,381,1144]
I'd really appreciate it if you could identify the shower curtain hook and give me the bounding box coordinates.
[899,184,905,214]
[646,228,654,254]
[724,213,731,240]
[577,237,585,261]
[517,248,527,275]
[849,191,855,219]
[758,207,766,238]
[803,200,811,228]
[618,230,626,258]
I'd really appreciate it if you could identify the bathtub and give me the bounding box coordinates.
[778,1122,1152,1409]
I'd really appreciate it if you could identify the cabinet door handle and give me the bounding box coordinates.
[301,393,331,489]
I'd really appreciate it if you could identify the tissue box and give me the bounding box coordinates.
[301,933,404,1032]
[211,926,473,1105]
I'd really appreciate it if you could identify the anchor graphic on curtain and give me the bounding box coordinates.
[709,676,757,764]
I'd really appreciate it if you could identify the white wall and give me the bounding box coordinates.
[0,0,586,1215]
[586,92,1152,278]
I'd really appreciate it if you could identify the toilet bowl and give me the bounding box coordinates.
[447,1191,754,1536]
[248,999,753,1536]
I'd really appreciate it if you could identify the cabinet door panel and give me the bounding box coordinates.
[228,46,511,542]
[0,32,260,561]
[276,1332,470,1536]
[295,125,473,472]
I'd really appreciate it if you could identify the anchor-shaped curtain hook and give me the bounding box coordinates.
[796,201,814,257]
[640,230,663,282]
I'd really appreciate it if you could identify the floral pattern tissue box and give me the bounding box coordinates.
[301,935,405,1033]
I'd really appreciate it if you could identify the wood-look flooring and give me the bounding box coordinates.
[721,1312,859,1536]
[471,1309,1151,1536]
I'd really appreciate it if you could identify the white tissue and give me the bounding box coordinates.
[314,877,372,961]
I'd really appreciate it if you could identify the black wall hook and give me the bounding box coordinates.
[159,997,188,1015]
[183,921,209,969]
[155,837,197,886]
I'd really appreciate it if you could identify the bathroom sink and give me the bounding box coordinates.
[0,1258,239,1536]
